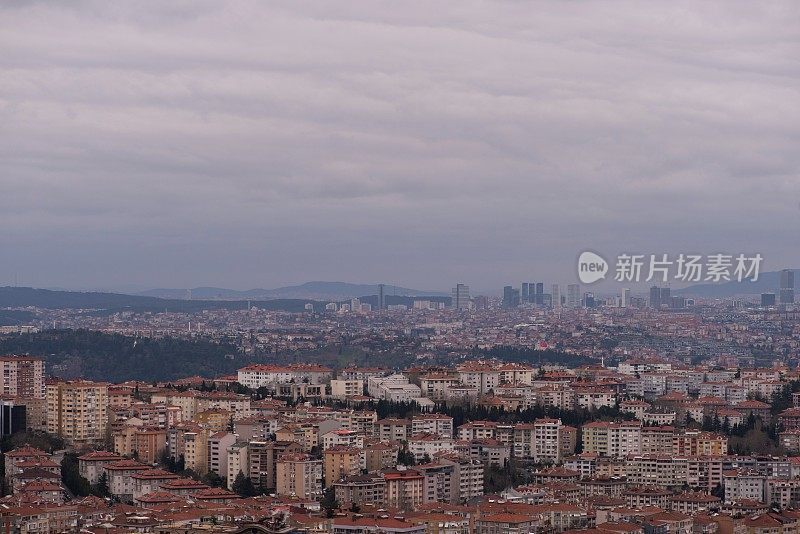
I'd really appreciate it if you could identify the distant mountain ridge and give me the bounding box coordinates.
[136,281,447,301]
[0,286,314,313]
[676,269,797,298]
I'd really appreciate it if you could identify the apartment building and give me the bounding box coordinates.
[226,441,249,490]
[581,421,642,457]
[276,453,323,500]
[248,440,302,491]
[330,379,364,398]
[46,380,108,445]
[323,446,364,486]
[408,433,455,461]
[237,364,333,388]
[411,414,454,437]
[207,431,236,477]
[323,429,365,450]
[333,474,386,506]
[0,356,45,398]
[77,450,123,484]
[383,468,425,510]
[420,373,461,400]
[376,418,410,441]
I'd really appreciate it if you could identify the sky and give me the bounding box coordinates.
[1,1,799,294]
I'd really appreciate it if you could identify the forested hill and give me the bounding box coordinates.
[0,286,315,313]
[0,330,601,383]
[0,330,248,382]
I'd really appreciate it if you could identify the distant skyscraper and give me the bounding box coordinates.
[535,283,544,305]
[502,286,520,308]
[660,287,671,305]
[780,269,795,304]
[583,292,595,308]
[521,283,530,303]
[451,284,471,310]
[621,288,630,308]
[378,284,386,310]
[566,284,580,308]
[761,293,776,306]
[649,286,661,309]
[551,284,561,309]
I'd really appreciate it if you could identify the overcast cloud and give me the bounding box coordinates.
[1,1,798,293]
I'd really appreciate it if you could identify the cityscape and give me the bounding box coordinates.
[1,2,799,534]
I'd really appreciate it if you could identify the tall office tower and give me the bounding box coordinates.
[451,284,471,310]
[584,292,595,308]
[377,284,385,310]
[502,286,520,308]
[566,284,580,308]
[780,269,795,304]
[649,286,661,309]
[551,284,561,309]
[0,399,26,437]
[46,380,109,445]
[660,287,671,306]
[535,283,544,305]
[621,288,630,308]
[761,293,776,306]
[0,356,45,398]
[521,283,530,303]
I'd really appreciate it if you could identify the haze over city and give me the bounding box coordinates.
[4,2,800,532]
[2,1,799,292]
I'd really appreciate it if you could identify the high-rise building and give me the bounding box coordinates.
[762,293,777,306]
[46,380,109,445]
[621,288,630,308]
[566,284,580,308]
[502,286,520,308]
[451,284,471,310]
[521,283,531,303]
[378,284,386,310]
[0,399,26,437]
[276,453,323,500]
[660,287,671,305]
[649,286,661,309]
[535,283,544,305]
[551,284,561,309]
[780,269,795,304]
[0,356,45,398]
[473,295,489,310]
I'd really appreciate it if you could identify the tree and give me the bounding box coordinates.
[321,487,339,518]
[61,452,91,496]
[397,447,415,466]
[231,471,257,497]
[92,472,111,498]
[202,470,225,488]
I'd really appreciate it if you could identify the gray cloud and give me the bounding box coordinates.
[1,1,798,293]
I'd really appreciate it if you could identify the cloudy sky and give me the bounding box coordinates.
[1,1,798,294]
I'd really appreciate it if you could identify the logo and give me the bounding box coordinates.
[578,251,608,284]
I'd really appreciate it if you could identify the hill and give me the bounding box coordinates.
[137,281,447,301]
[0,329,248,382]
[675,269,797,298]
[0,286,315,313]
